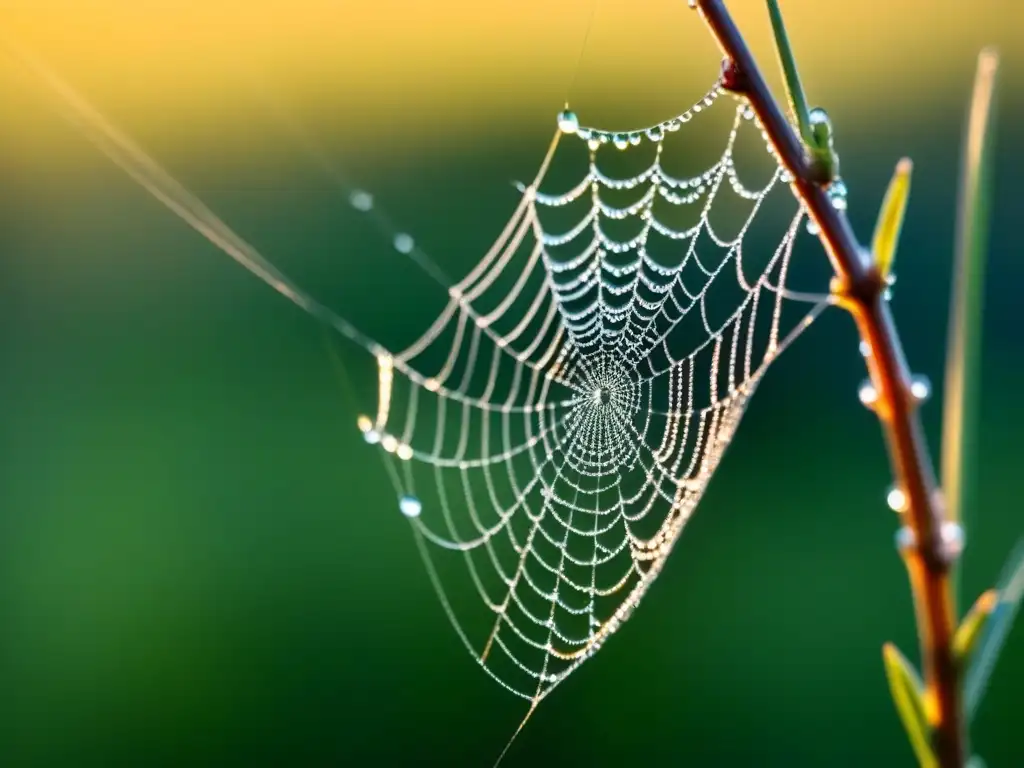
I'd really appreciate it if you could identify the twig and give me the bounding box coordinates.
[694,1,966,765]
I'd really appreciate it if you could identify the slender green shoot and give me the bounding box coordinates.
[765,0,813,147]
[943,49,999,573]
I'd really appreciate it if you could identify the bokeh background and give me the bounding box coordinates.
[0,1,1022,765]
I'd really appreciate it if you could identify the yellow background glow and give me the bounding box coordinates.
[2,0,1020,154]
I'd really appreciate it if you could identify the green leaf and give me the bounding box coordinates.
[954,589,998,663]
[882,643,937,768]
[965,538,1024,719]
[765,0,814,147]
[871,158,913,280]
[944,49,999,603]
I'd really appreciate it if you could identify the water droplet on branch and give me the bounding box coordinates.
[858,379,879,408]
[828,178,848,210]
[887,486,908,513]
[910,375,932,403]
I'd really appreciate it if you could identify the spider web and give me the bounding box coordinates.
[15,40,834,724]
[358,79,832,706]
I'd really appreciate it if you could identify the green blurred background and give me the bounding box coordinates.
[0,1,1021,765]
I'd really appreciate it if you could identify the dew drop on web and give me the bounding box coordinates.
[557,109,580,135]
[393,233,415,254]
[349,189,374,212]
[399,495,423,518]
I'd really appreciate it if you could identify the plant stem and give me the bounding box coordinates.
[945,49,999,606]
[694,1,966,765]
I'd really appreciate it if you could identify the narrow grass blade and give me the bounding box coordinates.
[882,643,937,768]
[943,49,999,567]
[871,158,913,280]
[765,0,813,147]
[965,538,1024,719]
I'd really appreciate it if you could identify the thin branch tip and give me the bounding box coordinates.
[695,2,969,764]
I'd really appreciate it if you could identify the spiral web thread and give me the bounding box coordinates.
[359,79,831,707]
[16,41,831,721]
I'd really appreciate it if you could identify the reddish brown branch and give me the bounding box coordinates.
[695,1,966,765]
